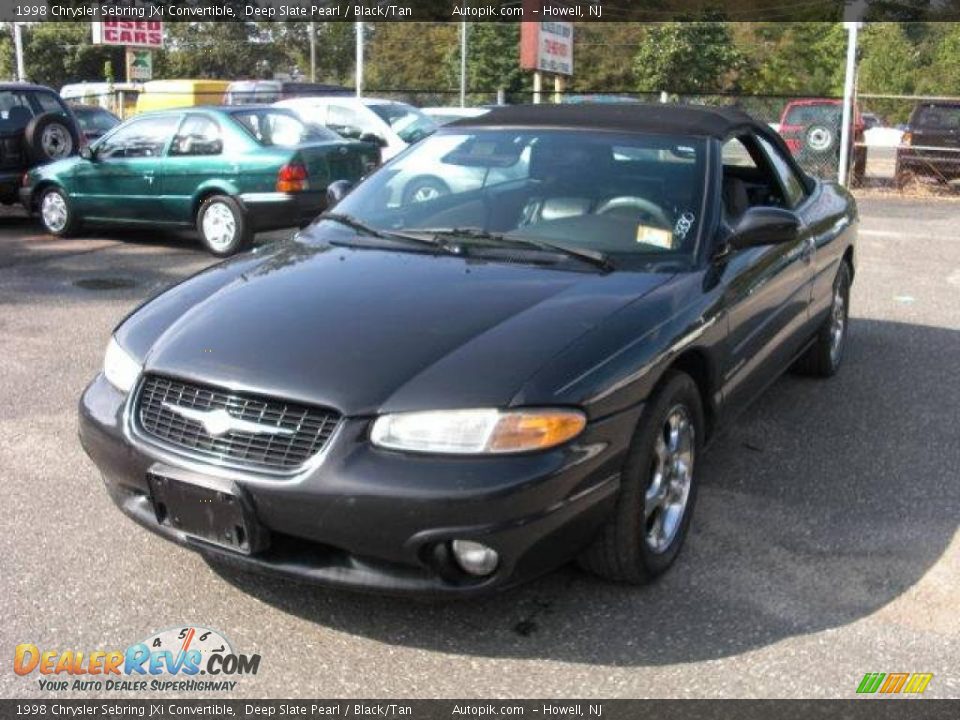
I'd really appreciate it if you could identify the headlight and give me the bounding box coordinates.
[103,337,141,393]
[370,408,586,454]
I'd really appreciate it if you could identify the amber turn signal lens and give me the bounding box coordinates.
[487,410,587,453]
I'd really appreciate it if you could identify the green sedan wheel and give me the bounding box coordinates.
[197,195,251,257]
[39,186,80,238]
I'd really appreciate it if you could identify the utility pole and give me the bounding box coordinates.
[459,21,467,108]
[839,21,860,186]
[309,22,316,82]
[355,21,363,97]
[13,22,26,82]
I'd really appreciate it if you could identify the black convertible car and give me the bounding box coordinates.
[79,104,857,596]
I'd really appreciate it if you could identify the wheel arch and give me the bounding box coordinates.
[664,348,717,442]
[191,183,238,221]
[842,245,855,280]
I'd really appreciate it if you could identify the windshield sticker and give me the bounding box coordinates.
[636,224,674,249]
[674,211,696,240]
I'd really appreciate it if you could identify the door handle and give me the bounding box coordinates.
[801,236,815,263]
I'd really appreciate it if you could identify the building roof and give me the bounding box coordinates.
[449,102,764,139]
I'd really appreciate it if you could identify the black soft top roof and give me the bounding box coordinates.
[448,102,763,139]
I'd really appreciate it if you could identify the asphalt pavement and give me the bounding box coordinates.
[0,199,957,698]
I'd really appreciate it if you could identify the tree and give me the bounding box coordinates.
[858,23,917,124]
[737,23,847,96]
[264,22,356,84]
[632,19,744,94]
[365,23,457,92]
[155,22,284,80]
[921,24,960,95]
[457,23,528,99]
[572,23,644,93]
[19,23,123,89]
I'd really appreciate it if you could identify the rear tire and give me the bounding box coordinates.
[578,371,703,584]
[196,195,251,256]
[793,262,851,377]
[38,186,80,237]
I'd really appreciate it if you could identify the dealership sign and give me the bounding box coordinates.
[92,21,164,48]
[126,48,153,81]
[520,22,574,76]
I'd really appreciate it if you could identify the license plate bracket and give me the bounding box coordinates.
[147,472,263,554]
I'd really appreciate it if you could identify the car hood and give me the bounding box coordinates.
[119,238,673,416]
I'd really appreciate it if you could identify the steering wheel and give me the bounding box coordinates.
[594,196,672,229]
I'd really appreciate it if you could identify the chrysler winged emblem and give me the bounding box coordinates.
[162,403,295,437]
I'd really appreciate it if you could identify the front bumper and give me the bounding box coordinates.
[238,191,326,232]
[79,374,641,596]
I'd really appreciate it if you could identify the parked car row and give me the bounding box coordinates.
[22,106,380,255]
[4,79,955,258]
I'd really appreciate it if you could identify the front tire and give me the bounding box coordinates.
[793,262,851,377]
[38,186,80,237]
[578,370,704,584]
[196,195,251,256]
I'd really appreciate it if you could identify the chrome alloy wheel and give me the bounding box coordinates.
[644,404,695,553]
[40,191,68,233]
[41,124,72,159]
[829,283,846,365]
[807,126,833,152]
[411,185,442,203]
[202,202,237,251]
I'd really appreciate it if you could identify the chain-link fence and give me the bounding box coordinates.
[382,89,847,181]
[855,93,960,197]
[57,84,960,197]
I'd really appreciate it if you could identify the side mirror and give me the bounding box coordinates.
[728,207,800,251]
[359,132,387,149]
[79,145,95,161]
[326,179,354,208]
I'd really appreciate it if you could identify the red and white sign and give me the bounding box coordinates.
[92,21,164,49]
[520,22,574,76]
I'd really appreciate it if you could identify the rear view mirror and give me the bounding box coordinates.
[326,179,354,208]
[79,146,95,161]
[359,132,387,148]
[729,207,800,250]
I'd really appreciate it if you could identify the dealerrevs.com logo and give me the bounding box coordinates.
[14,626,260,693]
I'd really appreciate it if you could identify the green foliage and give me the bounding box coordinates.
[17,23,123,89]
[921,25,960,95]
[632,19,744,94]
[857,23,917,123]
[155,23,284,80]
[365,23,457,90]
[738,23,846,96]
[264,22,356,83]
[460,24,528,94]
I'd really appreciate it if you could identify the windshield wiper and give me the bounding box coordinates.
[421,227,615,272]
[320,213,452,251]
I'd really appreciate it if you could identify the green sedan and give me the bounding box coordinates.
[21,106,378,255]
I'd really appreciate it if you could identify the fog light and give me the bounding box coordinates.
[450,539,499,577]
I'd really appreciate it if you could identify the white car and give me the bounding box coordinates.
[421,107,491,126]
[275,97,437,161]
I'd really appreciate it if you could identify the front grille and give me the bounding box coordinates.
[136,375,340,473]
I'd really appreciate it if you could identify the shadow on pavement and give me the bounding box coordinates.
[211,317,959,666]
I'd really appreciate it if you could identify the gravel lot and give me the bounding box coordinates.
[1,198,957,699]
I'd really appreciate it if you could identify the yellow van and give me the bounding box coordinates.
[134,80,231,114]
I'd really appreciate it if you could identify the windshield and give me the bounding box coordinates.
[913,105,960,130]
[327,129,707,268]
[368,103,437,144]
[72,107,119,134]
[231,110,312,147]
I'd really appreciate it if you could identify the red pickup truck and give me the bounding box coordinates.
[778,98,866,182]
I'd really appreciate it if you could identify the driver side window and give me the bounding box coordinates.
[98,116,179,159]
[720,135,789,223]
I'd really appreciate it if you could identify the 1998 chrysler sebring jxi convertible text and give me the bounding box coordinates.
[79,105,857,596]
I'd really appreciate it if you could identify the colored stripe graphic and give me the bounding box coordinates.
[857,673,885,694]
